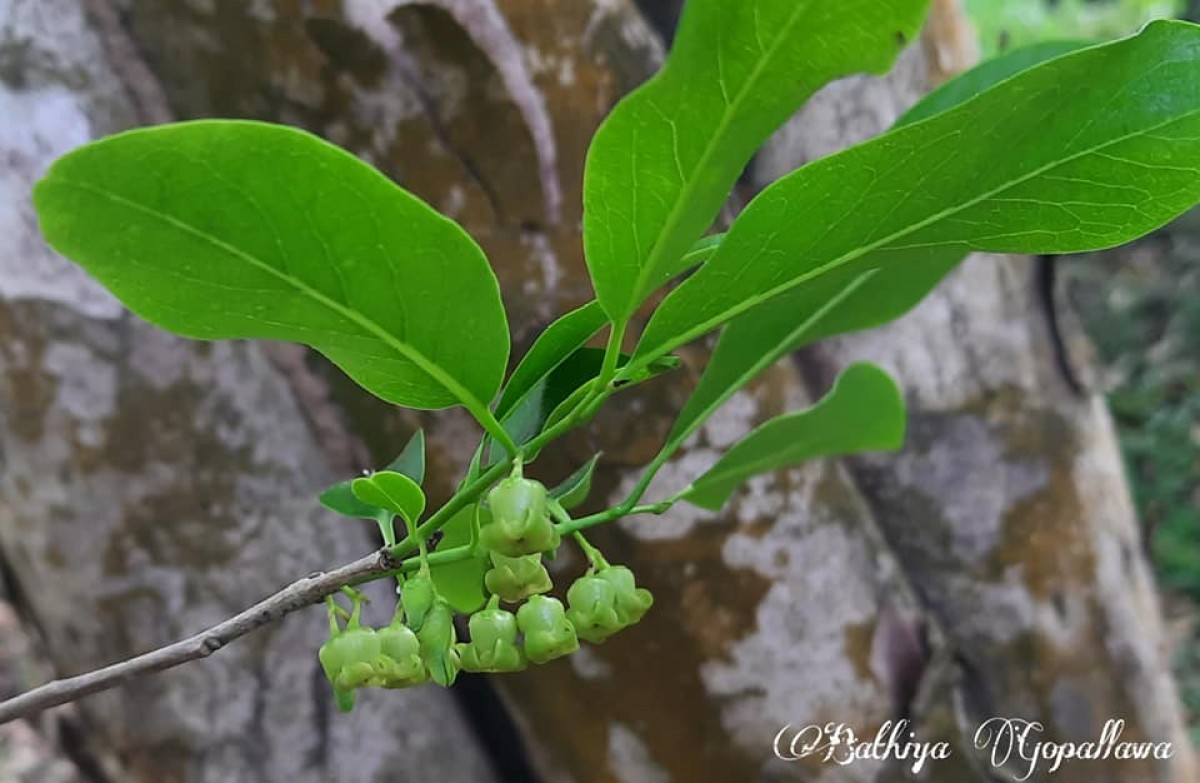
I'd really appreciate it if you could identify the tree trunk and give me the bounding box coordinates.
[0,1,1192,782]
[0,2,495,781]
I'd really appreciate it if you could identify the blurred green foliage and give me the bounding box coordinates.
[966,0,1184,56]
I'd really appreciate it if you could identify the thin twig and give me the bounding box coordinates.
[0,549,396,725]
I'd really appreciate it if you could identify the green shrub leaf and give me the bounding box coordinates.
[897,39,1091,127]
[429,506,488,614]
[495,301,608,421]
[583,0,930,321]
[319,430,425,519]
[33,120,510,412]
[635,21,1200,365]
[384,430,426,486]
[683,363,905,510]
[549,454,601,511]
[669,270,879,454]
[351,471,426,524]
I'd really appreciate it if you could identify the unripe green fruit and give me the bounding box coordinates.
[517,595,579,664]
[565,574,623,643]
[484,552,552,603]
[481,477,561,556]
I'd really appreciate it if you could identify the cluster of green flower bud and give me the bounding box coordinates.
[319,472,655,710]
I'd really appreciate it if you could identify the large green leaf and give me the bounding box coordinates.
[680,41,1099,407]
[34,120,509,412]
[897,39,1091,127]
[634,21,1200,366]
[583,0,931,321]
[683,363,905,511]
[494,301,608,420]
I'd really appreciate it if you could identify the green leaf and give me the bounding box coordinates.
[34,120,510,412]
[429,505,488,614]
[500,347,609,449]
[582,0,931,321]
[687,43,1096,376]
[384,430,426,485]
[493,348,681,461]
[549,454,601,511]
[897,39,1091,127]
[318,483,384,520]
[319,430,424,519]
[351,471,426,523]
[683,363,905,510]
[668,270,879,453]
[634,21,1200,366]
[494,301,608,421]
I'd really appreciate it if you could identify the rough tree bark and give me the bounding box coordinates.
[0,1,1192,782]
[0,2,495,781]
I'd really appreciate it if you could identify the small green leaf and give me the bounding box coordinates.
[34,120,510,412]
[583,0,930,320]
[351,471,426,523]
[684,363,905,511]
[500,347,608,450]
[429,506,488,614]
[549,454,601,511]
[897,39,1092,128]
[492,348,680,461]
[384,430,426,485]
[318,482,384,520]
[495,301,608,421]
[634,21,1200,366]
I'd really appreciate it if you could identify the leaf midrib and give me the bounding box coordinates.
[623,1,813,316]
[639,103,1200,364]
[55,177,489,410]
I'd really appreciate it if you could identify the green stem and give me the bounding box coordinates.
[475,404,520,459]
[375,511,396,548]
[597,320,627,390]
[572,531,609,570]
[325,596,342,634]
[388,372,622,563]
[561,501,675,535]
[396,543,477,575]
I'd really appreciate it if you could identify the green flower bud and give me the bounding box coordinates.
[319,598,379,711]
[565,574,623,643]
[401,572,436,631]
[418,600,461,687]
[319,624,381,692]
[481,477,561,556]
[374,621,427,688]
[597,566,654,626]
[484,552,552,603]
[517,595,579,664]
[335,659,378,690]
[458,603,526,673]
